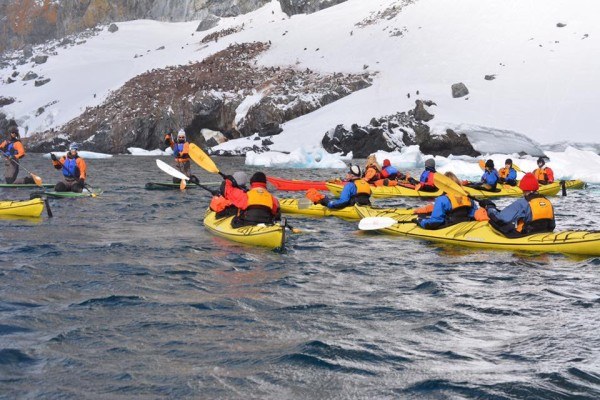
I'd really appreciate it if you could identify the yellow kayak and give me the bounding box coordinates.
[562,179,586,190]
[326,181,562,199]
[355,206,600,256]
[279,198,414,220]
[0,198,44,217]
[203,209,285,249]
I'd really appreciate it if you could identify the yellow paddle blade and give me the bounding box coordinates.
[188,143,220,174]
[433,172,469,197]
[513,164,522,173]
[180,179,187,190]
[31,173,43,187]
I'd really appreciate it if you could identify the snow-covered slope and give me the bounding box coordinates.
[1,0,599,150]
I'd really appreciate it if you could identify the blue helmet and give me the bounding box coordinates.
[69,143,79,151]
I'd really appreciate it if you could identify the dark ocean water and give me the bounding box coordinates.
[1,154,600,399]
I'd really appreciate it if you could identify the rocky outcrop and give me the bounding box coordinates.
[279,0,348,16]
[321,100,480,157]
[451,82,469,98]
[26,42,372,153]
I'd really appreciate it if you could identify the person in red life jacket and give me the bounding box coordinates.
[50,143,88,192]
[363,154,382,184]
[533,157,554,184]
[232,172,280,227]
[409,158,437,192]
[316,165,371,208]
[498,158,517,186]
[209,171,249,218]
[468,159,499,191]
[0,126,32,184]
[164,129,199,184]
[483,172,555,236]
[374,158,407,186]
[414,172,477,229]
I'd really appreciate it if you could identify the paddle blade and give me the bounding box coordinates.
[297,198,314,209]
[156,159,189,181]
[180,179,186,190]
[433,173,469,197]
[358,217,398,231]
[31,173,43,186]
[189,143,220,174]
[513,164,522,173]
[478,159,486,170]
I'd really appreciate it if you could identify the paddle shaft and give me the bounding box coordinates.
[1,153,43,184]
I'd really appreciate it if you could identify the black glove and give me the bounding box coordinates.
[78,178,85,186]
[411,218,419,224]
[383,178,390,186]
[318,197,330,206]
[50,153,57,161]
[478,199,496,209]
[189,175,199,184]
[164,135,171,146]
[223,175,238,187]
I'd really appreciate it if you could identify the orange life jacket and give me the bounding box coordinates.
[246,187,274,210]
[446,194,473,223]
[533,167,553,183]
[354,179,371,195]
[240,186,276,224]
[516,194,555,233]
[363,165,380,183]
[499,167,509,179]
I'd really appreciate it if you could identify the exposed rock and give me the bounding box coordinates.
[36,107,45,116]
[22,45,33,59]
[108,24,119,33]
[0,97,15,107]
[451,82,469,98]
[279,0,348,16]
[35,78,51,87]
[321,107,480,157]
[413,100,434,122]
[556,22,567,28]
[156,46,165,51]
[22,71,39,81]
[196,12,221,31]
[484,74,496,81]
[33,55,49,64]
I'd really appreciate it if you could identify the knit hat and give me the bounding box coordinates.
[519,173,539,192]
[485,159,494,169]
[250,171,267,184]
[232,171,247,187]
[505,158,512,166]
[69,142,79,151]
[424,158,435,169]
[537,157,545,166]
[383,159,391,167]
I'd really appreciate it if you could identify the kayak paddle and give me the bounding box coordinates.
[156,159,189,190]
[358,216,399,230]
[479,159,522,173]
[1,153,44,186]
[189,143,221,175]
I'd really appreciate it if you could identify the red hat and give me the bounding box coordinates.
[519,173,539,192]
[383,159,391,167]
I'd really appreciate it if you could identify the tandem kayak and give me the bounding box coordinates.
[0,183,54,189]
[279,198,415,220]
[326,181,562,199]
[0,198,44,217]
[203,209,285,249]
[267,176,331,191]
[355,206,600,256]
[145,182,220,190]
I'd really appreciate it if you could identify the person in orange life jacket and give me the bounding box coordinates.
[482,172,555,236]
[498,158,517,186]
[209,171,249,218]
[469,159,499,191]
[414,171,477,229]
[363,154,382,184]
[50,143,88,192]
[164,129,199,184]
[317,165,371,208]
[0,126,32,184]
[533,157,554,184]
[232,172,281,227]
[409,158,437,192]
[375,158,407,186]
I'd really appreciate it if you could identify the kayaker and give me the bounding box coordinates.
[164,129,199,184]
[469,159,499,191]
[481,172,555,236]
[317,165,371,208]
[414,172,477,229]
[0,126,32,184]
[410,158,437,192]
[209,171,249,218]
[232,172,281,227]
[50,143,88,192]
[373,159,406,186]
[498,158,517,186]
[533,157,554,184]
[363,154,382,184]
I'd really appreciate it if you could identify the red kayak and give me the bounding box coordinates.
[267,176,332,191]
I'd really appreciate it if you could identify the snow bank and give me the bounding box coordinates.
[127,147,170,156]
[43,151,113,159]
[245,148,349,169]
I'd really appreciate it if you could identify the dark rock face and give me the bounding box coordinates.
[321,101,480,157]
[108,23,119,33]
[26,42,372,153]
[451,82,469,98]
[33,55,49,64]
[22,71,38,81]
[413,99,434,122]
[484,74,496,81]
[196,13,221,31]
[0,97,16,107]
[279,0,348,16]
[34,78,51,87]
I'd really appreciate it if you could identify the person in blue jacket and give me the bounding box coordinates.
[469,159,499,191]
[320,165,371,208]
[415,172,477,229]
[498,158,517,186]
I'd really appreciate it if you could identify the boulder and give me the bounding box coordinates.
[108,23,119,33]
[33,55,49,64]
[35,78,51,87]
[0,97,15,107]
[196,12,221,31]
[22,71,38,81]
[279,0,349,16]
[451,82,469,98]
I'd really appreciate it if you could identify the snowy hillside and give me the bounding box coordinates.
[1,0,599,157]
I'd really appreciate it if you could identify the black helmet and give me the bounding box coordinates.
[537,157,545,166]
[7,126,19,137]
[505,158,512,166]
[485,159,494,169]
[250,172,267,184]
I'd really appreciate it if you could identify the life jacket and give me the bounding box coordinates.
[445,194,473,224]
[173,142,190,163]
[352,179,371,206]
[7,141,17,156]
[533,167,551,183]
[241,186,276,224]
[363,165,380,183]
[416,170,437,191]
[499,167,511,179]
[422,170,435,186]
[380,166,399,180]
[517,194,555,233]
[62,156,80,178]
[210,195,233,213]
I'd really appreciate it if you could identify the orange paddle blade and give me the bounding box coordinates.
[180,179,187,190]
[31,173,43,187]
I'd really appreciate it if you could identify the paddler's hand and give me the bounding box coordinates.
[411,218,419,224]
[478,199,497,210]
[50,153,57,161]
[318,197,330,206]
[78,178,85,186]
[164,134,171,145]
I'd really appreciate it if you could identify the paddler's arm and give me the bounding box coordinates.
[326,182,356,209]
